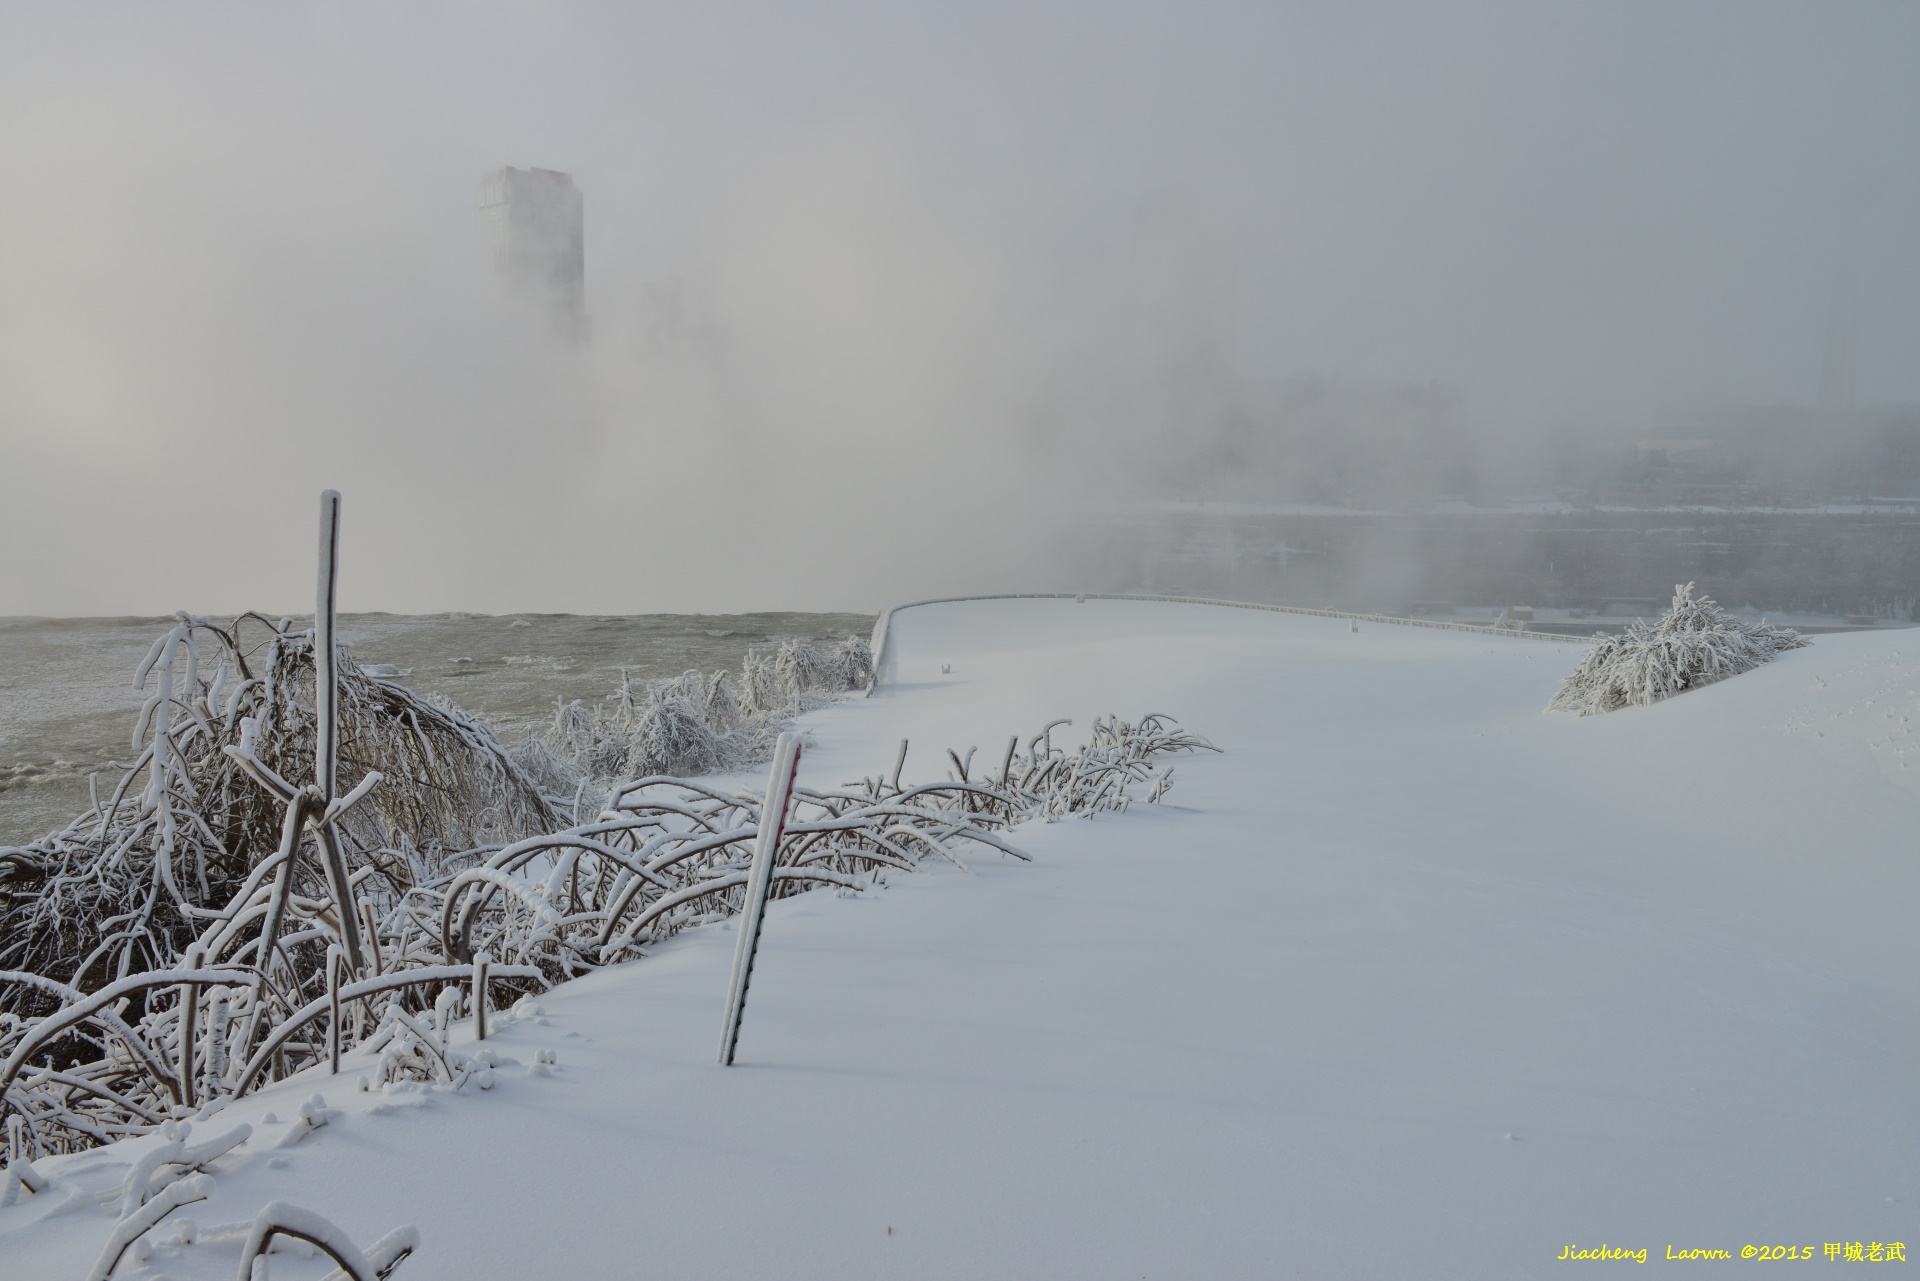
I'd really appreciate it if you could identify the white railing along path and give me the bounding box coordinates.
[866,592,1565,694]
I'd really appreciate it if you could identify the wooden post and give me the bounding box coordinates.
[313,491,366,976]
[326,945,343,1075]
[204,987,229,1101]
[888,738,908,793]
[178,945,203,1109]
[233,492,381,1080]
[717,733,804,1066]
[472,953,490,1042]
[315,490,341,800]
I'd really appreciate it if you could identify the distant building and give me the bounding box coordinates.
[1603,269,1920,506]
[479,166,589,343]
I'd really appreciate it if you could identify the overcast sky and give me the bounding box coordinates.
[2,2,1916,616]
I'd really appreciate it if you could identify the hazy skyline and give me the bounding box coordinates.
[3,1,1916,616]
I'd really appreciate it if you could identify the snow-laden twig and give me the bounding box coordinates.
[237,1200,418,1281]
[84,1171,214,1281]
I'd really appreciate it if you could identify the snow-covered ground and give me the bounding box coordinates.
[6,597,1916,1278]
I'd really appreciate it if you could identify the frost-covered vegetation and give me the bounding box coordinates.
[0,497,1219,1277]
[0,587,1210,1177]
[1546,582,1807,716]
[0,613,559,1019]
[519,634,873,793]
[0,666,1209,1166]
[453,712,1214,978]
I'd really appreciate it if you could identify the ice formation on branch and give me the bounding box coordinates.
[1546,583,1807,717]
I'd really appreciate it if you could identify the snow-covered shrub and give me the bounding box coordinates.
[528,635,872,786]
[0,615,557,1020]
[1546,583,1807,716]
[356,1002,490,1092]
[0,608,1201,1168]
[447,713,1219,973]
[0,509,873,1164]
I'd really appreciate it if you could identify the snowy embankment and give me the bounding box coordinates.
[6,598,1916,1278]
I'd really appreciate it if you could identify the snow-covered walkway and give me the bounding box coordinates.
[6,598,1915,1278]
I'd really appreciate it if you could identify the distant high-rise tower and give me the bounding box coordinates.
[479,166,589,343]
[1818,270,1856,414]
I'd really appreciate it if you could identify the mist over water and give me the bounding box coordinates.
[2,3,1918,617]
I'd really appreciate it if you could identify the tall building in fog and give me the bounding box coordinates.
[479,166,589,343]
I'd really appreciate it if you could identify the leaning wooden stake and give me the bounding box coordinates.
[717,733,804,1066]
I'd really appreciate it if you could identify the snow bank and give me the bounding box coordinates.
[3,597,1913,1280]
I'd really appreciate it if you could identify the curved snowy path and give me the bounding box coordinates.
[7,598,1916,1278]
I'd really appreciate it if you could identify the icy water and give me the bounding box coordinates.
[0,611,874,846]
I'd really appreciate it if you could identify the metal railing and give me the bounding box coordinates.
[866,592,1566,694]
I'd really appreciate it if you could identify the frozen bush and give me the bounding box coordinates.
[529,636,872,785]
[1547,583,1807,717]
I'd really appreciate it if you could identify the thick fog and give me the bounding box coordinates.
[2,2,1917,617]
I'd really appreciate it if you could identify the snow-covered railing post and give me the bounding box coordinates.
[717,733,804,1066]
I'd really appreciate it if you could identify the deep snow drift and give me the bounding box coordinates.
[4,597,1915,1278]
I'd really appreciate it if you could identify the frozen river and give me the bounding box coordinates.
[0,610,873,846]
